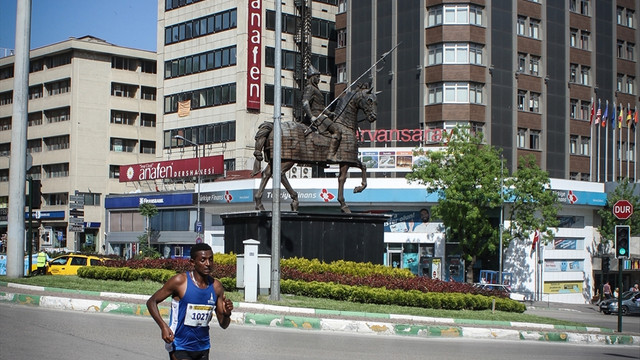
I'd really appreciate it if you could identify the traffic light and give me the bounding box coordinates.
[615,225,630,259]
[31,179,42,209]
[602,257,610,273]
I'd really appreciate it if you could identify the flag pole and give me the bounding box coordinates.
[589,97,594,181]
[627,104,631,178]
[596,99,601,182]
[604,101,609,182]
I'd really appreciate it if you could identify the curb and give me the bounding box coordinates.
[0,283,638,346]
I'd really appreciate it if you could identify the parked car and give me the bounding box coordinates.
[47,254,104,275]
[599,291,635,314]
[474,283,526,302]
[606,292,640,315]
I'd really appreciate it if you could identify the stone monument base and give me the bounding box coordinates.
[221,211,388,264]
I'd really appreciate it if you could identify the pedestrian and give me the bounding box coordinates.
[36,249,47,275]
[632,284,639,292]
[147,243,233,360]
[603,281,612,299]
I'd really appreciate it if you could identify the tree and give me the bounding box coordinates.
[597,179,640,248]
[407,126,502,283]
[138,203,158,247]
[504,155,560,246]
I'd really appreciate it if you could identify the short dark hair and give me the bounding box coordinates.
[190,243,212,259]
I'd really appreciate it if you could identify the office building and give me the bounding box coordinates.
[0,36,158,251]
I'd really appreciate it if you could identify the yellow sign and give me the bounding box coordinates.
[544,281,583,294]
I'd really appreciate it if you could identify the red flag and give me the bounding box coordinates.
[635,106,638,125]
[589,98,595,125]
[627,104,632,125]
[595,101,601,125]
[531,230,540,251]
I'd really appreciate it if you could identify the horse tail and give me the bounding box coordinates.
[252,122,273,176]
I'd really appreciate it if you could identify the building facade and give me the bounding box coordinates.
[0,36,158,252]
[336,0,639,182]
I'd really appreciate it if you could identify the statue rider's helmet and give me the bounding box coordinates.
[307,65,321,78]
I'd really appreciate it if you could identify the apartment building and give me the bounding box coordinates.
[335,0,639,182]
[0,36,158,251]
[156,0,337,177]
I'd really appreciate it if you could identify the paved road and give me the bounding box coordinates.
[526,301,640,334]
[2,303,638,360]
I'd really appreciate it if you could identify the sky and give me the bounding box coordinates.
[0,0,158,53]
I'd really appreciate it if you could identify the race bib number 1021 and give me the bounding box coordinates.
[184,304,214,327]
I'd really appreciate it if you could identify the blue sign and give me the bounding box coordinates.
[105,193,194,209]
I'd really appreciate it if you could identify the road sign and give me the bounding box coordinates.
[68,217,84,224]
[69,195,84,203]
[68,224,84,232]
[195,236,203,244]
[69,202,84,210]
[613,199,634,220]
[69,209,84,217]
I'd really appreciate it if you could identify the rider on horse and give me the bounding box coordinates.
[302,66,342,162]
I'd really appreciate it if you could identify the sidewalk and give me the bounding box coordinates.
[1,281,638,346]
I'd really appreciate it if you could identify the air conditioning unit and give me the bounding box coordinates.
[287,165,312,179]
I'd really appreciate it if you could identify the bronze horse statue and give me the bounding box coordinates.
[252,84,377,213]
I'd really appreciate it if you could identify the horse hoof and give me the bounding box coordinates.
[291,200,299,212]
[340,205,351,213]
[353,186,365,193]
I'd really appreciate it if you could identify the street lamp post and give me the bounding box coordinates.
[174,135,201,237]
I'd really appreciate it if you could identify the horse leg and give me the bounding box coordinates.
[279,162,299,211]
[353,159,368,193]
[337,163,351,213]
[254,163,272,211]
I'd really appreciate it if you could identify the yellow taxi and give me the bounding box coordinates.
[47,254,105,275]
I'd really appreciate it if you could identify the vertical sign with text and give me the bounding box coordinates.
[247,0,262,110]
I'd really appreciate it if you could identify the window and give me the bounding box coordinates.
[0,169,8,182]
[141,113,156,127]
[46,79,70,95]
[111,83,137,98]
[29,85,43,100]
[626,76,635,94]
[337,0,346,14]
[27,165,41,180]
[141,86,156,101]
[44,135,69,151]
[529,92,540,112]
[337,29,347,48]
[528,19,540,39]
[28,112,42,126]
[0,91,12,106]
[529,130,540,150]
[164,83,236,114]
[518,91,526,111]
[570,135,578,154]
[427,4,483,27]
[580,137,590,156]
[111,110,137,125]
[165,8,236,45]
[44,163,69,178]
[27,139,42,153]
[110,138,137,152]
[580,66,590,85]
[337,64,346,83]
[109,165,120,179]
[164,46,236,79]
[163,121,236,149]
[518,53,526,72]
[111,56,137,71]
[45,193,69,206]
[0,117,10,131]
[45,107,70,123]
[517,16,526,35]
[79,193,101,206]
[570,29,577,47]
[428,43,483,65]
[45,53,71,69]
[0,143,9,156]
[579,31,590,50]
[427,82,483,104]
[570,99,578,119]
[517,129,526,148]
[140,140,156,154]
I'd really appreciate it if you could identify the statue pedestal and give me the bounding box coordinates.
[221,211,388,264]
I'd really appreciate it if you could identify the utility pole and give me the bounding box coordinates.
[6,0,31,278]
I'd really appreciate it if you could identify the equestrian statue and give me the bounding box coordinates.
[252,78,377,213]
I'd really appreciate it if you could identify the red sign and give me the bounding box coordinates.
[119,156,224,183]
[246,0,262,110]
[613,199,634,220]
